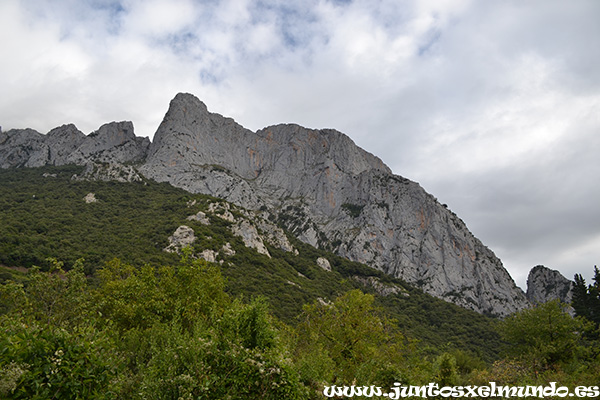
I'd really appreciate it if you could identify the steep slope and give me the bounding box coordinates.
[0,165,505,360]
[139,93,528,316]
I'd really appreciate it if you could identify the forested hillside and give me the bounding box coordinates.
[1,166,599,399]
[0,166,501,352]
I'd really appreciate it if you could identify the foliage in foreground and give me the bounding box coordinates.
[0,257,308,399]
[1,166,599,398]
[1,257,600,399]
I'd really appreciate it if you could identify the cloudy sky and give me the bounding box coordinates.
[1,0,599,289]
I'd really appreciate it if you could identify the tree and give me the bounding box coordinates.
[0,252,313,399]
[294,290,405,388]
[95,253,228,333]
[435,352,458,386]
[572,267,600,327]
[499,300,591,370]
[0,260,118,399]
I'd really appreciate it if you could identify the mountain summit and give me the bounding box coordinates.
[0,92,529,315]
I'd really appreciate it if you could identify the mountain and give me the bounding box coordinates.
[0,165,506,360]
[0,92,529,316]
[526,265,573,305]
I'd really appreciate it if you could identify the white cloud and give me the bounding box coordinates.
[124,0,198,37]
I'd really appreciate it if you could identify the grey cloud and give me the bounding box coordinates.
[419,119,600,288]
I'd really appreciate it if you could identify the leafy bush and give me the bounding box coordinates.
[499,300,591,368]
[0,321,119,400]
[294,290,407,389]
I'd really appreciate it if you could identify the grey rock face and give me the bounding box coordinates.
[256,219,296,254]
[526,265,573,305]
[0,128,48,168]
[353,276,409,297]
[46,124,87,165]
[0,122,149,168]
[316,257,332,272]
[164,225,196,253]
[231,220,271,258]
[67,122,149,164]
[71,162,144,183]
[199,200,292,257]
[140,93,528,316]
[221,242,236,256]
[198,249,218,263]
[187,211,211,225]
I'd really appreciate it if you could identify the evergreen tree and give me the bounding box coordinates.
[573,273,591,321]
[572,266,600,327]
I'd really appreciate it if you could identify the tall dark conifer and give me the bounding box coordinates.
[572,273,591,321]
[572,266,600,327]
[589,266,600,324]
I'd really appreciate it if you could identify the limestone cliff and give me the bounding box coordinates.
[0,92,530,316]
[526,265,573,305]
[0,122,149,168]
[139,93,528,316]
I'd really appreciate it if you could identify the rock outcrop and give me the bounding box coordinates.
[71,162,145,183]
[187,211,211,225]
[231,219,271,257]
[316,257,332,272]
[177,199,297,261]
[256,219,297,254]
[83,193,98,203]
[164,225,196,253]
[0,122,149,168]
[353,276,409,297]
[526,265,573,305]
[0,92,530,316]
[68,122,149,165]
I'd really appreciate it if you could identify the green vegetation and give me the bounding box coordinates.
[0,257,307,399]
[2,259,599,399]
[341,203,364,218]
[0,165,183,272]
[294,289,407,389]
[572,266,600,327]
[471,300,600,391]
[1,166,599,398]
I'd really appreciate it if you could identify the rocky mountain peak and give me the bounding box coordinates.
[0,121,149,168]
[255,123,391,176]
[140,93,529,316]
[146,93,252,173]
[526,265,573,305]
[89,121,136,142]
[47,123,85,139]
[172,92,210,113]
[63,121,149,165]
[45,124,86,164]
[0,128,47,168]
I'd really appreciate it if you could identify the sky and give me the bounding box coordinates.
[1,0,599,290]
